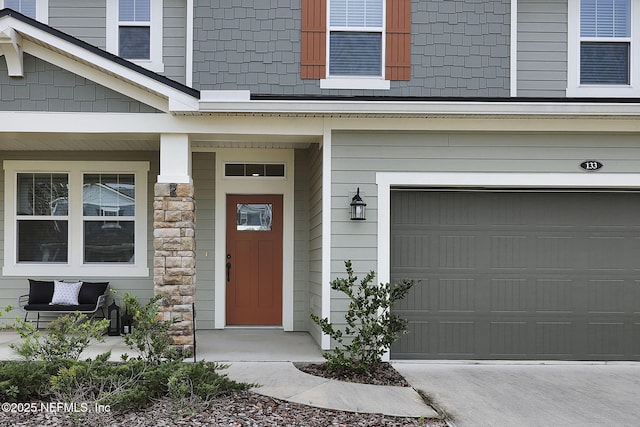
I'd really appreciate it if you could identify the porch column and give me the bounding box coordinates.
[154,133,195,352]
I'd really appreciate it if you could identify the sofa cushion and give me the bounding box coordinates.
[27,279,55,305]
[24,303,97,312]
[78,282,109,305]
[50,281,82,306]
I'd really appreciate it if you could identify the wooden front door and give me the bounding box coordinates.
[226,194,283,325]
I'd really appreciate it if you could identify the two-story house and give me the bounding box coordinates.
[1,0,640,360]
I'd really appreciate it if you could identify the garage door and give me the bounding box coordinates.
[390,191,640,360]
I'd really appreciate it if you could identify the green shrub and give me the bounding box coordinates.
[50,358,250,411]
[310,260,414,374]
[119,293,181,364]
[167,361,252,403]
[11,313,109,362]
[0,361,55,401]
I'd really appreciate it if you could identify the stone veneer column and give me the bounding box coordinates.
[153,183,196,352]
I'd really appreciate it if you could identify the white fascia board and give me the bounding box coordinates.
[4,16,198,112]
[0,112,326,135]
[5,111,640,135]
[198,99,640,117]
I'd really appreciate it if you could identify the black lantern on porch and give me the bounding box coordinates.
[350,187,366,220]
[121,309,133,335]
[107,300,121,336]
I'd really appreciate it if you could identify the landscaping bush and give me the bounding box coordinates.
[0,361,55,401]
[0,297,251,414]
[11,313,109,362]
[311,260,414,374]
[119,293,181,364]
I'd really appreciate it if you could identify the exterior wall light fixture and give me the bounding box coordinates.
[350,187,366,220]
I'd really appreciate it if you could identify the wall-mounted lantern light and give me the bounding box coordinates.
[350,187,366,220]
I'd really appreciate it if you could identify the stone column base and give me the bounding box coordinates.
[153,183,196,353]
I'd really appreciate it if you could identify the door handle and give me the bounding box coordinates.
[226,254,232,282]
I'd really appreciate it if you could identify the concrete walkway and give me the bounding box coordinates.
[0,329,439,419]
[394,361,640,427]
[225,361,438,418]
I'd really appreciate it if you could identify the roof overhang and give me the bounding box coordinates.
[198,91,640,119]
[0,9,199,113]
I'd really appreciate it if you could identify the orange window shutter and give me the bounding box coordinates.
[301,0,327,79]
[386,0,411,81]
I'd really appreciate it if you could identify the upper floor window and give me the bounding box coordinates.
[568,0,639,96]
[300,0,410,90]
[328,0,384,78]
[2,0,48,22]
[3,161,149,277]
[106,0,164,72]
[118,0,151,60]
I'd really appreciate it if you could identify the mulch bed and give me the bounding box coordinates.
[0,393,447,426]
[296,362,410,387]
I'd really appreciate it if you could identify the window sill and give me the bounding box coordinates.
[3,264,149,278]
[320,78,390,90]
[130,59,165,74]
[566,85,640,97]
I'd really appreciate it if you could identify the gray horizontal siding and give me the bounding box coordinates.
[307,144,323,344]
[193,152,216,329]
[517,0,568,97]
[193,0,510,97]
[0,54,159,113]
[329,130,640,331]
[49,0,106,49]
[294,149,310,331]
[163,0,187,84]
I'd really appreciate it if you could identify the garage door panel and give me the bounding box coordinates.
[439,235,476,268]
[536,236,575,269]
[438,321,477,356]
[536,322,574,358]
[587,280,625,314]
[535,279,575,313]
[490,322,528,357]
[587,323,626,357]
[391,191,640,360]
[490,279,528,312]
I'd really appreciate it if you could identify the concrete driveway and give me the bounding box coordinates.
[393,362,640,427]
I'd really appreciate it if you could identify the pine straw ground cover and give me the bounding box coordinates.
[0,392,448,426]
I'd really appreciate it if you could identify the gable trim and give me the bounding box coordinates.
[0,9,199,112]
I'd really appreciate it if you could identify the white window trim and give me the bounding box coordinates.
[322,0,389,90]
[1,0,48,23]
[3,160,149,277]
[106,0,164,73]
[567,0,640,97]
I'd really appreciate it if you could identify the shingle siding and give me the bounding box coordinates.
[0,55,159,112]
[193,0,511,97]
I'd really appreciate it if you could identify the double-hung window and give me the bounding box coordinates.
[568,0,639,96]
[3,161,149,277]
[2,0,48,22]
[328,0,384,78]
[106,0,164,72]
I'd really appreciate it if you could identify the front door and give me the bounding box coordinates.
[226,194,283,325]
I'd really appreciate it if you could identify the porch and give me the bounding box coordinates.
[0,329,324,362]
